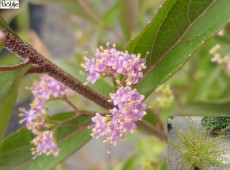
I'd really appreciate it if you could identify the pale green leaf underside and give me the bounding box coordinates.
[127,0,230,97]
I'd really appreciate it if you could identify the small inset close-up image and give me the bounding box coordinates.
[168,117,230,170]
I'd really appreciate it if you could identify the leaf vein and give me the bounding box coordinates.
[136,0,216,90]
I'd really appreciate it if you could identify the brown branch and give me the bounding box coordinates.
[25,66,44,75]
[136,120,167,141]
[107,27,123,41]
[55,113,94,127]
[0,28,113,110]
[0,58,30,71]
[58,123,92,144]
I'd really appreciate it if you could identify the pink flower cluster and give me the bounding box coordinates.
[91,87,147,147]
[20,76,68,158]
[83,43,148,149]
[31,131,60,158]
[82,43,146,85]
[210,44,230,75]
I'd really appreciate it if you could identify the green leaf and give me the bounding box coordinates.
[174,102,230,116]
[0,67,29,141]
[54,61,115,97]
[0,112,92,170]
[143,109,158,125]
[127,0,230,97]
[0,16,15,34]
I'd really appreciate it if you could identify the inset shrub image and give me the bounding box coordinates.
[168,117,230,170]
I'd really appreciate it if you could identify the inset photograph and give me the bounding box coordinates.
[168,117,230,170]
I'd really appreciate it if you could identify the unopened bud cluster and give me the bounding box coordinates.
[155,84,174,108]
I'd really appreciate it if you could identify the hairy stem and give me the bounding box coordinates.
[0,28,167,141]
[0,28,113,110]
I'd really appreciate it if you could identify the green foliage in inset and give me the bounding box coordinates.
[201,116,230,132]
[171,118,230,170]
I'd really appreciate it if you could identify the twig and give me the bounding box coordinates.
[78,0,123,41]
[53,112,95,132]
[0,28,113,110]
[56,113,94,126]
[25,66,44,75]
[58,123,92,144]
[106,27,123,41]
[136,120,167,141]
[0,58,30,71]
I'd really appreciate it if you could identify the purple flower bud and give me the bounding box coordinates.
[82,43,146,85]
[31,131,60,159]
[91,86,147,149]
[20,76,68,158]
[32,76,68,100]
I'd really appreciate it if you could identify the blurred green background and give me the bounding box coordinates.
[1,0,230,169]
